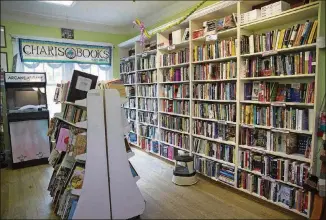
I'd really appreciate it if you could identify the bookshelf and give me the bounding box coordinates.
[119,0,325,217]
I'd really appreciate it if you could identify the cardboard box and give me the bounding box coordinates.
[172,29,185,45]
[261,1,290,18]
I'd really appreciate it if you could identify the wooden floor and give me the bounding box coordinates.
[1,147,304,219]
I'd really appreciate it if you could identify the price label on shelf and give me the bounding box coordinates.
[168,45,175,50]
[271,128,289,134]
[262,50,277,57]
[142,53,148,57]
[217,120,227,125]
[271,102,286,107]
[206,34,217,42]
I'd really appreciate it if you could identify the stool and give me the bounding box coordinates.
[172,155,198,186]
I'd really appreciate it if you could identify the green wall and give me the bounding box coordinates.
[0,20,131,78]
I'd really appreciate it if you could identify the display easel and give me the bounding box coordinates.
[73,89,145,219]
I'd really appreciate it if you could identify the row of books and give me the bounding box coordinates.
[193,138,234,163]
[137,55,156,70]
[63,105,87,123]
[239,151,309,187]
[138,112,158,126]
[162,67,189,82]
[138,85,157,97]
[160,130,190,150]
[120,61,135,73]
[241,51,316,78]
[124,109,136,120]
[240,104,270,126]
[194,156,235,185]
[244,81,315,103]
[193,38,236,61]
[193,120,236,142]
[160,144,175,160]
[161,115,190,133]
[271,107,313,132]
[139,125,157,139]
[193,82,236,100]
[240,20,317,54]
[122,73,136,84]
[240,128,311,158]
[160,48,190,67]
[193,102,236,122]
[194,61,237,80]
[161,100,190,116]
[139,137,152,151]
[125,86,136,96]
[238,171,308,214]
[161,84,190,99]
[138,98,158,112]
[126,98,136,108]
[138,70,157,83]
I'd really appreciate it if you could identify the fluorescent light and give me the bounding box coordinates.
[41,1,75,7]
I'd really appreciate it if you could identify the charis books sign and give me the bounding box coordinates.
[19,38,112,65]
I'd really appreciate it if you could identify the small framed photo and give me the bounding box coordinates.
[1,52,8,72]
[61,28,74,39]
[1,26,6,48]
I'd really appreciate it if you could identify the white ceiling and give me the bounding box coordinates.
[0,1,200,34]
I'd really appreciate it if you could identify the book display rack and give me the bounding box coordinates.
[119,1,325,217]
[48,84,145,218]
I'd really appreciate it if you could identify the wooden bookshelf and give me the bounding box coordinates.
[118,1,324,217]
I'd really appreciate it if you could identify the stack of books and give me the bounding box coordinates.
[138,55,156,70]
[138,98,158,112]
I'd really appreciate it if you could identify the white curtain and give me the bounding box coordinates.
[11,37,113,117]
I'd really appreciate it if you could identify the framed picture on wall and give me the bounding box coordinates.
[1,26,6,48]
[1,52,8,72]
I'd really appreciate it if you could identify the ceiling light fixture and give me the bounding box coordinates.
[40,1,75,7]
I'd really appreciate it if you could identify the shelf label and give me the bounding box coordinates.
[206,34,217,42]
[271,128,289,133]
[217,120,227,125]
[142,52,148,57]
[271,102,286,107]
[168,45,175,51]
[262,50,278,57]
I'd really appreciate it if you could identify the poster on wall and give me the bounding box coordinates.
[19,38,112,65]
[1,52,8,72]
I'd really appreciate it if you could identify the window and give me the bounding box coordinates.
[23,62,112,117]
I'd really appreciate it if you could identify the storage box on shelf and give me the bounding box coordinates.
[118,0,324,217]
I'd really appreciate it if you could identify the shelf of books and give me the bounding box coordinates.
[118,0,324,217]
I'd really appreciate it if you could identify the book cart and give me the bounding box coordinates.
[118,0,325,217]
[47,88,145,218]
